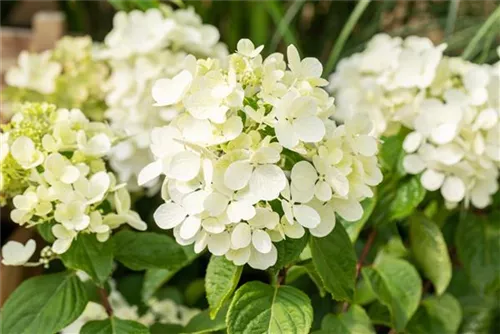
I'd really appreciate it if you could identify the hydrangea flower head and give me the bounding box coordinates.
[95,6,227,192]
[140,39,382,270]
[328,33,446,136]
[329,34,500,209]
[1,102,146,258]
[4,37,109,121]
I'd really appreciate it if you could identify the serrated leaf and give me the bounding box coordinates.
[455,212,500,294]
[341,196,377,242]
[206,256,242,319]
[388,177,426,221]
[141,246,199,302]
[406,294,462,334]
[320,305,375,334]
[410,215,451,295]
[113,230,186,271]
[2,272,88,334]
[310,223,356,301]
[81,317,149,334]
[362,257,422,331]
[61,234,113,286]
[183,304,228,334]
[227,281,313,334]
[271,232,309,271]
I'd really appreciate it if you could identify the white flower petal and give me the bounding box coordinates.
[180,216,201,240]
[168,151,201,182]
[314,181,332,202]
[227,201,256,223]
[152,70,192,106]
[153,202,187,229]
[331,198,363,222]
[60,166,80,184]
[224,161,253,190]
[202,217,226,234]
[52,239,72,254]
[231,223,252,249]
[293,116,325,143]
[282,217,305,239]
[138,160,163,186]
[293,204,321,228]
[251,230,272,254]
[420,169,445,191]
[403,132,423,153]
[275,121,299,149]
[226,247,251,266]
[208,232,231,256]
[203,192,229,216]
[353,135,378,156]
[403,154,426,174]
[249,165,287,201]
[435,144,464,165]
[182,190,208,215]
[291,161,317,191]
[248,244,277,270]
[430,123,457,145]
[441,176,465,203]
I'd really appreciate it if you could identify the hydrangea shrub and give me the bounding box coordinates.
[1,7,499,334]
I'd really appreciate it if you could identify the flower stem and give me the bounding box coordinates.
[342,229,377,312]
[98,287,113,316]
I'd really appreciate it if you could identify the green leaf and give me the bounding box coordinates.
[302,261,326,297]
[2,272,88,334]
[183,304,229,334]
[406,294,462,334]
[379,132,407,175]
[460,307,500,334]
[367,301,392,327]
[341,196,377,242]
[141,246,200,302]
[362,257,422,331]
[462,6,500,60]
[310,223,356,301]
[227,281,313,334]
[354,277,376,305]
[324,0,372,74]
[113,230,186,271]
[37,223,55,243]
[206,255,242,319]
[410,215,452,295]
[150,323,183,334]
[320,305,375,334]
[388,177,426,221]
[271,232,309,271]
[81,317,150,334]
[455,212,500,294]
[61,234,114,286]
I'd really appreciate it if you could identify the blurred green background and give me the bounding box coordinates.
[1,0,499,72]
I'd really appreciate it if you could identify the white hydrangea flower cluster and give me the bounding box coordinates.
[329,35,500,209]
[95,6,227,192]
[139,39,382,269]
[4,37,109,121]
[61,276,199,333]
[1,103,146,257]
[402,57,500,208]
[328,33,446,136]
[5,51,62,95]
